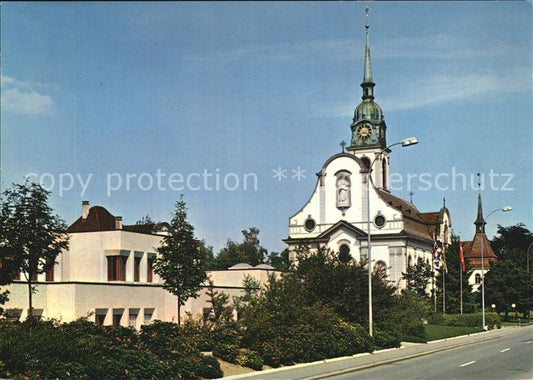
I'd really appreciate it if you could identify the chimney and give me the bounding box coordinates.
[115,216,123,230]
[82,201,90,220]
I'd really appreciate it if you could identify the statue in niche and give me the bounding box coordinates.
[336,172,351,209]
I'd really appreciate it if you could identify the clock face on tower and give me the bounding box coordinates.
[357,124,372,142]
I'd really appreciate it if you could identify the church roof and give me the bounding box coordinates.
[317,220,367,239]
[376,189,434,242]
[376,190,426,224]
[419,212,440,224]
[464,232,497,260]
[67,206,117,233]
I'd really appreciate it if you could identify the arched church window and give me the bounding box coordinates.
[382,158,387,189]
[361,157,371,170]
[339,244,351,263]
[475,273,482,284]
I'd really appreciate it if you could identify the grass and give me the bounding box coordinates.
[425,324,484,341]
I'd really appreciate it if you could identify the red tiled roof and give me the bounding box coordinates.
[67,206,117,233]
[376,190,433,242]
[377,190,426,223]
[464,232,497,259]
[419,212,440,224]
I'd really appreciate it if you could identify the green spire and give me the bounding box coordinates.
[363,26,373,86]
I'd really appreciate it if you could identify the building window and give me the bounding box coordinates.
[361,157,371,170]
[45,258,54,282]
[95,309,107,327]
[13,269,21,281]
[129,310,139,327]
[147,258,153,283]
[107,256,127,281]
[113,309,124,326]
[475,273,482,284]
[96,314,105,327]
[134,257,141,282]
[143,309,154,325]
[31,272,38,281]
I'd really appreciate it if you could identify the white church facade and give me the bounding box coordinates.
[284,21,451,289]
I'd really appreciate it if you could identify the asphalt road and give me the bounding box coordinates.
[225,325,533,380]
[331,326,533,380]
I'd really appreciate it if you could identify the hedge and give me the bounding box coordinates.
[428,312,501,330]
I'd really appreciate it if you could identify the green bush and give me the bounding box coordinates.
[242,302,373,367]
[195,354,224,379]
[213,343,239,363]
[236,348,263,370]
[427,313,500,330]
[373,329,401,349]
[0,318,223,380]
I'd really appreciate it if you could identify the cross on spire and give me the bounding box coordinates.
[340,140,347,152]
[364,6,371,29]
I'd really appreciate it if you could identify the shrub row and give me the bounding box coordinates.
[0,319,223,380]
[428,312,501,330]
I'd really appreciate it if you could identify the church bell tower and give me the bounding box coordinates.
[348,9,389,190]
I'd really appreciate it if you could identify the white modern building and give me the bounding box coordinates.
[283,21,451,290]
[3,201,280,326]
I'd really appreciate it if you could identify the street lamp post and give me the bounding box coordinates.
[526,242,533,274]
[481,206,512,330]
[366,136,418,337]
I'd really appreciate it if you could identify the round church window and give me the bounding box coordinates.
[304,217,316,232]
[374,214,386,228]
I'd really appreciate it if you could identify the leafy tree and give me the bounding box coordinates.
[134,215,158,234]
[154,195,208,325]
[232,274,261,319]
[287,246,397,330]
[0,181,69,321]
[199,240,217,270]
[205,280,234,323]
[482,259,533,319]
[214,227,267,269]
[267,248,291,271]
[402,257,433,297]
[491,223,532,270]
[435,236,476,314]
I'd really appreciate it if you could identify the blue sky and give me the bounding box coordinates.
[1,2,531,253]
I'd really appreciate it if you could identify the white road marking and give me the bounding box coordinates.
[460,361,476,367]
[500,348,511,353]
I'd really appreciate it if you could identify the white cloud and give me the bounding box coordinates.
[1,75,55,115]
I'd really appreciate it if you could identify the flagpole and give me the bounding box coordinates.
[432,254,436,314]
[443,270,446,314]
[460,260,463,315]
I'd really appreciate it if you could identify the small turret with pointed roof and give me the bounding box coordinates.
[474,193,486,233]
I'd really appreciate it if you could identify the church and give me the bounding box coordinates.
[283,19,451,290]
